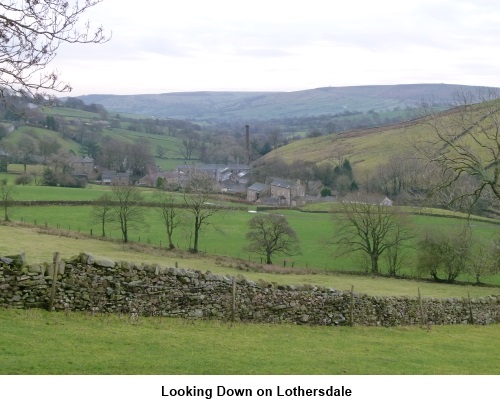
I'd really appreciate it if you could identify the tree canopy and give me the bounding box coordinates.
[245,213,300,264]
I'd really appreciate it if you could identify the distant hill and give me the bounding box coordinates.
[76,84,498,121]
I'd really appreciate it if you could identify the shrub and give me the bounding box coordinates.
[15,174,33,185]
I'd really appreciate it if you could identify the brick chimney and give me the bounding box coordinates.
[245,124,250,164]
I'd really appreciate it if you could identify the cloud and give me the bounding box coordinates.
[53,0,500,94]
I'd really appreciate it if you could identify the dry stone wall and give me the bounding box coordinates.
[0,252,499,326]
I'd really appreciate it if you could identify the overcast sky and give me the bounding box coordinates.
[56,0,500,96]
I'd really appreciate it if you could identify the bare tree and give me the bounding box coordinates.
[91,194,115,237]
[153,191,181,249]
[0,179,16,221]
[110,185,144,243]
[179,131,199,161]
[245,213,300,264]
[334,200,413,274]
[0,0,108,99]
[15,134,37,172]
[465,237,500,284]
[413,89,500,211]
[416,225,472,283]
[183,173,222,253]
[127,139,154,176]
[269,127,282,153]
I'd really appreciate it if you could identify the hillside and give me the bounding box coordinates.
[255,119,426,178]
[76,83,496,121]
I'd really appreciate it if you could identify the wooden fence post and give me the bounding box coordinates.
[231,278,237,324]
[48,252,60,312]
[467,292,474,325]
[418,287,429,330]
[349,285,355,327]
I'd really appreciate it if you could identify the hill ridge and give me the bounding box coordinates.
[76,83,499,121]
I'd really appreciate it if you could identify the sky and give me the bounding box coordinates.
[54,0,500,96]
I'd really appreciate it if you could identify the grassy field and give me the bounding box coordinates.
[0,309,498,375]
[6,201,500,284]
[1,223,499,299]
[1,178,500,287]
[2,125,81,156]
[40,106,102,119]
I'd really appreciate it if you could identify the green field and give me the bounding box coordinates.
[0,309,498,374]
[2,224,499,299]
[7,202,500,284]
[2,125,82,157]
[1,178,499,287]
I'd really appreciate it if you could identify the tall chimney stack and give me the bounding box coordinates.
[245,124,250,165]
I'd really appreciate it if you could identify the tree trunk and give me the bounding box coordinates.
[193,216,199,252]
[371,254,379,274]
[167,232,175,250]
[121,217,128,243]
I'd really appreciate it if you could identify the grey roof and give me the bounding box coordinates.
[102,170,116,179]
[270,178,293,189]
[177,163,250,172]
[248,182,269,192]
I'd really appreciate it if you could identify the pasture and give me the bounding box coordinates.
[0,309,498,375]
[7,202,500,282]
[1,224,499,299]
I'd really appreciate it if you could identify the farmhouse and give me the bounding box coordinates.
[138,170,179,188]
[270,178,306,207]
[101,170,130,186]
[247,182,270,202]
[69,156,94,177]
[177,163,250,182]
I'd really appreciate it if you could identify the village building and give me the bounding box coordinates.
[246,182,270,202]
[137,170,179,188]
[177,163,250,181]
[176,163,250,190]
[342,192,393,206]
[101,170,130,186]
[69,156,94,178]
[270,178,306,207]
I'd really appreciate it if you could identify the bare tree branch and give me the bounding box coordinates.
[0,0,109,100]
[412,89,500,212]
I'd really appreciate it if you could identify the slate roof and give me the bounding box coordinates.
[248,182,269,192]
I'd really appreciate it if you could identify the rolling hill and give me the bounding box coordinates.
[255,95,500,189]
[76,83,497,121]
[255,118,425,178]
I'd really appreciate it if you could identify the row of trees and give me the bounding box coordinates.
[1,172,498,283]
[90,174,223,252]
[333,200,499,283]
[89,187,500,283]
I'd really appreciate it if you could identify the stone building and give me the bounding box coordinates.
[270,178,306,207]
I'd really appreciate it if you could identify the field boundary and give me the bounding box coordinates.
[1,253,498,327]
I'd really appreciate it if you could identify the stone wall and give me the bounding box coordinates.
[0,253,498,326]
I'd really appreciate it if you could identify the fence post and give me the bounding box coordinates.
[231,278,237,324]
[467,292,474,325]
[48,252,60,312]
[418,287,429,329]
[349,285,355,327]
